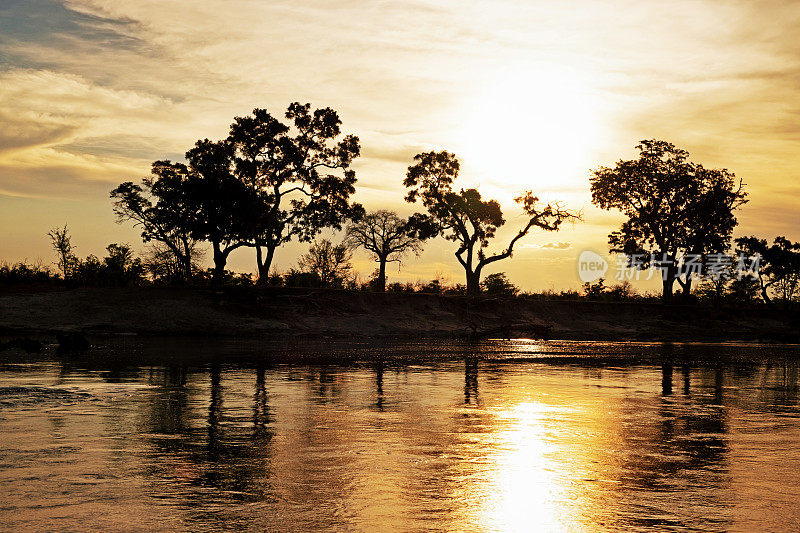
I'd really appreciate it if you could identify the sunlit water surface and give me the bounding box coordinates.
[2,339,800,532]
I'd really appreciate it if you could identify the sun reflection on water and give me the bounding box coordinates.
[484,402,563,532]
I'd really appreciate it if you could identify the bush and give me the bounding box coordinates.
[0,261,58,287]
[194,268,255,287]
[606,280,636,301]
[71,244,146,287]
[282,269,322,288]
[419,278,443,294]
[481,273,519,296]
[582,278,606,299]
[387,282,416,293]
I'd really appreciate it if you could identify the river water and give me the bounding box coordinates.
[1,339,799,532]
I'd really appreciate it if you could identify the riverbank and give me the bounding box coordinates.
[0,286,797,343]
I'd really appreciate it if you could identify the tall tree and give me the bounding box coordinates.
[184,139,255,282]
[404,151,580,295]
[227,103,363,283]
[111,162,198,281]
[47,224,78,281]
[590,140,747,302]
[344,210,425,292]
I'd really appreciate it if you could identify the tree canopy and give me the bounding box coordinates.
[736,235,800,305]
[112,102,363,284]
[344,210,425,292]
[184,138,255,281]
[591,139,747,302]
[110,162,199,281]
[297,238,353,289]
[228,103,363,282]
[404,150,580,294]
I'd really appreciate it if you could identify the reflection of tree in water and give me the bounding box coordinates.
[374,359,384,410]
[618,356,799,529]
[140,362,274,506]
[253,362,272,441]
[146,363,189,435]
[616,362,732,530]
[464,356,478,405]
[309,366,345,405]
[385,354,497,528]
[761,361,800,408]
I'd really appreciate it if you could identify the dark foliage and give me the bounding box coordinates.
[404,150,580,294]
[736,236,800,305]
[591,140,747,302]
[344,210,425,292]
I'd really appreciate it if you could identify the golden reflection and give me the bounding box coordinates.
[455,366,627,532]
[484,402,562,532]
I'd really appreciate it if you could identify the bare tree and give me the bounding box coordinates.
[145,241,204,283]
[298,239,353,288]
[344,210,424,292]
[47,224,78,280]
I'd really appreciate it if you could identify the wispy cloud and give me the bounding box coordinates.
[2,0,799,287]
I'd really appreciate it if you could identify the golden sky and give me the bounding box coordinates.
[1,0,798,290]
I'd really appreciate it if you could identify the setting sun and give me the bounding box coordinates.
[457,66,604,199]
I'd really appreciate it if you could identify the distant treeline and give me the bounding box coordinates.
[4,104,799,305]
[0,254,651,301]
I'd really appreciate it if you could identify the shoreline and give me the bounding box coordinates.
[1,286,798,344]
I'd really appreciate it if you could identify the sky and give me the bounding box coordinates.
[1,0,799,291]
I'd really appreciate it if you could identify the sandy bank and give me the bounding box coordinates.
[0,287,797,343]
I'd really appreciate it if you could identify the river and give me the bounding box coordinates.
[1,339,799,531]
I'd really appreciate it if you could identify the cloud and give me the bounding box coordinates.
[0,68,186,197]
[523,241,572,250]
[2,0,800,287]
[541,241,572,250]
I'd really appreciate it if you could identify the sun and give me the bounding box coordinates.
[456,65,603,200]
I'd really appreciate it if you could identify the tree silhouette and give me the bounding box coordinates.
[47,224,78,281]
[111,162,199,281]
[298,239,353,288]
[184,139,256,282]
[591,140,747,302]
[145,241,203,283]
[404,151,579,295]
[74,243,145,286]
[227,103,363,284]
[736,236,800,305]
[481,272,519,296]
[343,210,425,292]
[101,243,145,286]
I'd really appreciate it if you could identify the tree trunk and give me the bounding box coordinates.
[183,256,192,282]
[256,245,276,285]
[212,242,228,284]
[760,282,773,306]
[181,239,192,281]
[256,245,264,283]
[660,257,678,303]
[677,276,693,303]
[376,257,387,292]
[466,269,481,295]
[662,277,674,303]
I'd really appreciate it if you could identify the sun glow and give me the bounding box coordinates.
[487,402,563,531]
[456,66,603,200]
